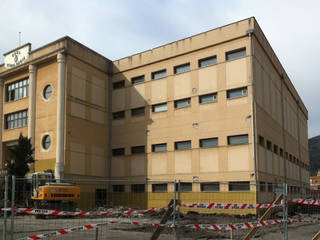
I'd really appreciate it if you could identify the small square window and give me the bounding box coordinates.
[113,111,125,120]
[113,80,125,89]
[174,63,190,74]
[228,134,248,146]
[152,143,167,153]
[112,185,125,192]
[259,182,265,192]
[199,93,217,104]
[267,140,272,151]
[112,148,125,156]
[226,48,246,61]
[131,107,145,116]
[199,56,217,68]
[227,87,248,99]
[152,70,167,80]
[274,145,279,154]
[199,138,218,148]
[131,184,145,193]
[131,145,145,154]
[258,135,265,147]
[201,182,219,192]
[152,103,167,113]
[131,75,145,85]
[176,182,192,192]
[175,140,191,150]
[229,181,250,191]
[174,98,191,109]
[280,148,284,157]
[152,184,167,192]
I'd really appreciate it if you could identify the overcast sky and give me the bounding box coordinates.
[1,0,319,138]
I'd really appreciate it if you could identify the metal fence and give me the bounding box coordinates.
[1,177,319,240]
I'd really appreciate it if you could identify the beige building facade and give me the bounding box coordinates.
[0,17,309,207]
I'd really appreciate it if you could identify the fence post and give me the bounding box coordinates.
[10,175,15,240]
[283,183,288,240]
[173,180,176,227]
[176,180,181,240]
[3,175,9,240]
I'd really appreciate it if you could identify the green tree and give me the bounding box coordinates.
[5,133,34,177]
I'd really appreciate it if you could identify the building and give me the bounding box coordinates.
[0,17,310,208]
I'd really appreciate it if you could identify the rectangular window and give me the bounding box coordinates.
[112,148,125,156]
[152,70,166,80]
[199,56,217,68]
[6,78,29,102]
[199,93,217,104]
[131,75,145,85]
[152,103,167,113]
[95,189,107,206]
[112,185,125,192]
[174,63,190,74]
[228,134,248,146]
[113,80,125,89]
[131,145,145,154]
[176,182,192,192]
[274,145,279,154]
[199,138,218,148]
[259,182,265,192]
[227,87,248,99]
[174,98,191,109]
[175,140,191,150]
[280,148,284,157]
[152,184,167,192]
[229,181,250,191]
[258,135,265,147]
[268,183,273,192]
[5,110,28,130]
[131,184,145,193]
[113,111,125,120]
[226,48,246,61]
[131,107,145,116]
[152,143,167,153]
[267,140,272,151]
[201,182,219,192]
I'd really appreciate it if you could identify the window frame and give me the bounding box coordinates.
[229,181,250,192]
[112,148,125,156]
[131,145,145,154]
[198,56,217,68]
[42,134,51,150]
[226,48,246,61]
[6,78,29,102]
[131,184,145,193]
[176,182,192,192]
[199,138,218,148]
[174,63,190,74]
[112,185,125,192]
[43,84,53,100]
[199,93,217,104]
[228,134,249,146]
[174,98,191,109]
[131,107,145,117]
[113,80,125,89]
[200,182,220,192]
[152,103,167,113]
[227,87,248,100]
[175,140,191,150]
[152,184,168,192]
[5,110,28,130]
[151,69,167,80]
[131,75,145,85]
[112,111,125,120]
[152,143,167,153]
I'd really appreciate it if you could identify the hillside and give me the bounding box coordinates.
[309,135,320,175]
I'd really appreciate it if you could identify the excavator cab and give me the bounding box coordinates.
[31,172,54,198]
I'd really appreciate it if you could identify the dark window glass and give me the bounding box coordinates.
[174,98,191,109]
[152,143,167,153]
[131,184,145,193]
[152,103,167,113]
[5,110,28,130]
[131,75,145,85]
[199,56,217,68]
[258,135,265,147]
[227,87,248,99]
[200,138,218,148]
[259,182,265,192]
[280,148,284,157]
[113,111,125,120]
[199,93,217,104]
[113,185,125,192]
[176,182,192,192]
[131,146,145,154]
[267,140,272,151]
[228,134,248,145]
[152,70,167,80]
[131,107,145,116]
[268,183,273,192]
[112,148,125,156]
[174,63,190,74]
[175,141,191,150]
[42,135,51,150]
[43,85,53,100]
[6,78,29,102]
[95,189,107,206]
[229,181,250,191]
[226,48,246,61]
[201,182,219,192]
[274,145,279,154]
[113,80,125,89]
[152,184,167,192]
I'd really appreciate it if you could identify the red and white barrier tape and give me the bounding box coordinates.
[182,203,281,209]
[289,198,320,206]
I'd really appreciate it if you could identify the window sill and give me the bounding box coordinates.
[174,70,190,75]
[174,105,191,110]
[199,101,217,105]
[227,95,247,100]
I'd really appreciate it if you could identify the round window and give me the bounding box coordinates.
[42,135,51,150]
[43,85,53,100]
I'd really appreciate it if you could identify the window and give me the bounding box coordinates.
[42,135,51,150]
[289,154,292,162]
[152,70,166,80]
[131,184,145,193]
[131,107,145,116]
[152,103,167,113]
[228,134,248,146]
[175,140,191,150]
[199,56,217,68]
[174,98,191,109]
[112,148,125,156]
[152,184,167,192]
[280,148,284,157]
[199,93,217,104]
[131,146,145,154]
[227,87,248,99]
[274,145,279,154]
[113,80,125,89]
[113,111,125,120]
[5,110,28,130]
[201,182,219,192]
[95,189,107,206]
[267,140,272,151]
[152,143,167,153]
[229,181,250,191]
[174,63,190,74]
[226,48,246,61]
[43,85,53,100]
[200,138,218,148]
[259,182,265,192]
[131,75,145,85]
[268,183,273,192]
[6,78,29,102]
[176,182,192,192]
[113,185,125,192]
[258,135,265,147]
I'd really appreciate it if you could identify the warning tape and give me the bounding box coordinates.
[181,203,281,209]
[289,198,320,206]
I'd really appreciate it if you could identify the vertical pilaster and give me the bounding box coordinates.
[55,53,66,181]
[0,79,3,169]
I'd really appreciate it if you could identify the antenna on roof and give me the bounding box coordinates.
[19,32,21,46]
